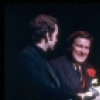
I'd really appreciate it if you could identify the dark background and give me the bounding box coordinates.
[4,3,100,98]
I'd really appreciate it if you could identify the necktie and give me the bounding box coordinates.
[76,67,81,80]
[76,68,86,89]
[82,74,86,89]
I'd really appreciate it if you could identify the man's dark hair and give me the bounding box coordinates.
[67,30,93,49]
[29,14,58,43]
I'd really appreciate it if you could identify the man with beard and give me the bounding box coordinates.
[15,14,82,100]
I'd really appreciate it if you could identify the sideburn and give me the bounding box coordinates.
[44,33,52,42]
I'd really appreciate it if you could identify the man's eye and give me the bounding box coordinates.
[77,44,82,47]
[85,47,89,49]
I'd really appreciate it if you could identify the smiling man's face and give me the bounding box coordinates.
[71,37,91,64]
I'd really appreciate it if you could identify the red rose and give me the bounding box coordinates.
[86,68,96,78]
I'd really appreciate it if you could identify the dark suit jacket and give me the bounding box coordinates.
[49,55,94,94]
[14,45,79,100]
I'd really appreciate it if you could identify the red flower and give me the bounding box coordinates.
[86,68,96,78]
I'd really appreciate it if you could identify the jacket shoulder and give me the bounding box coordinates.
[49,55,67,63]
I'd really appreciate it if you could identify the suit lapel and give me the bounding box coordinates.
[63,56,82,89]
[43,59,60,88]
[26,46,60,88]
[68,63,81,85]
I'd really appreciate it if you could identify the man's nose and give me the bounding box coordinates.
[81,48,87,54]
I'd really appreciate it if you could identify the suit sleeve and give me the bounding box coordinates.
[16,53,80,100]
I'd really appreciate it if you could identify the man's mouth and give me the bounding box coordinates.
[77,54,86,58]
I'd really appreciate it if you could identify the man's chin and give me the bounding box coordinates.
[77,60,85,64]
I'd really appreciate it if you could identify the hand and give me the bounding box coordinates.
[95,95,100,99]
[84,91,93,97]
[92,86,100,95]
[77,92,93,100]
[77,93,83,99]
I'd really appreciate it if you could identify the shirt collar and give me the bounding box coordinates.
[73,63,81,70]
[31,44,46,58]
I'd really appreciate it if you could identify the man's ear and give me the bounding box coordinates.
[45,32,49,42]
[45,32,52,42]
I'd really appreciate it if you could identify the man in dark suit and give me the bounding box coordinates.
[15,14,82,100]
[49,30,99,100]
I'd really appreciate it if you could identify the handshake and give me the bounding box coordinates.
[78,78,100,100]
[89,78,100,100]
[82,86,100,100]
